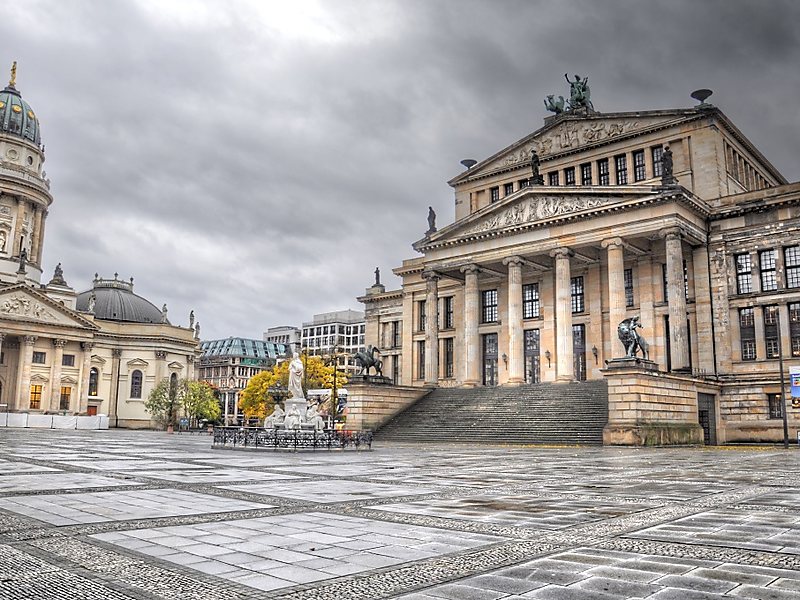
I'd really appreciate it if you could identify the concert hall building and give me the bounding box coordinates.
[360,85,799,444]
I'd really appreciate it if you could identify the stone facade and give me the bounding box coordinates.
[361,98,799,444]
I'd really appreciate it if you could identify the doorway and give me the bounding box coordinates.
[697,393,717,445]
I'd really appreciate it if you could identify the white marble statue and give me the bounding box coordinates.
[306,402,325,432]
[288,352,304,399]
[264,403,285,428]
[283,404,301,430]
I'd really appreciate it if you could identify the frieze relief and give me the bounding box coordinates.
[466,196,612,235]
[494,119,643,170]
[0,294,59,321]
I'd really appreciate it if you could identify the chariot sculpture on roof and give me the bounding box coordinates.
[544,74,594,114]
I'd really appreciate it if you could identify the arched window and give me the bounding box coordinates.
[89,367,99,397]
[130,370,143,399]
[169,372,178,399]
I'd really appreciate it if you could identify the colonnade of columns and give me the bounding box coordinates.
[419,231,693,385]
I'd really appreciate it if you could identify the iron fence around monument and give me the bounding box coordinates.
[212,426,373,451]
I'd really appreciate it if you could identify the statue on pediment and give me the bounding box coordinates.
[426,206,437,235]
[565,73,593,111]
[661,145,677,186]
[543,94,565,115]
[529,151,544,185]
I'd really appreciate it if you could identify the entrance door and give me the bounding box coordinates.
[572,324,586,381]
[524,329,541,383]
[697,393,717,445]
[482,333,498,386]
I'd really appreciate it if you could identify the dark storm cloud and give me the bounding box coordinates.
[3,0,798,339]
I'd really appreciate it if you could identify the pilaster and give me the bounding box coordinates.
[49,339,66,412]
[17,335,36,410]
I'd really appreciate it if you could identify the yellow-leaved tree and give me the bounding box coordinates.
[239,355,348,420]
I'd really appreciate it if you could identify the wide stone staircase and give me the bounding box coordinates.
[375,381,608,446]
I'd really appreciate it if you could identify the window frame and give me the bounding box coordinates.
[739,307,756,361]
[564,166,576,186]
[548,172,559,186]
[443,296,454,330]
[624,268,635,307]
[785,245,800,289]
[570,276,585,314]
[32,351,46,364]
[597,158,610,185]
[29,384,43,410]
[759,249,777,292]
[735,253,753,294]
[580,163,592,185]
[481,289,499,324]
[522,283,540,319]
[130,369,143,399]
[652,146,664,178]
[503,182,514,196]
[614,154,628,184]
[490,186,500,203]
[633,149,646,181]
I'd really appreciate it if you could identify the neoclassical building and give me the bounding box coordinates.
[361,83,799,443]
[0,65,199,428]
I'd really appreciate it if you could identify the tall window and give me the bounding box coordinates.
[29,385,42,410]
[767,393,783,419]
[481,289,498,323]
[522,283,540,319]
[785,245,800,288]
[443,338,454,378]
[518,179,529,189]
[548,172,559,186]
[490,187,500,203]
[633,150,646,181]
[739,308,756,361]
[580,163,592,185]
[417,300,426,331]
[89,367,99,396]
[392,321,401,348]
[32,351,46,364]
[735,253,753,294]
[759,249,777,292]
[624,268,634,307]
[60,386,71,410]
[615,154,628,184]
[416,340,425,380]
[571,276,585,313]
[789,302,800,357]
[597,158,610,185]
[443,297,454,329]
[130,370,143,399]
[392,356,400,384]
[652,146,664,178]
[764,305,780,358]
[564,167,576,186]
[504,182,514,196]
[524,329,540,384]
[573,324,587,381]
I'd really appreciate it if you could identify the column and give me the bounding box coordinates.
[503,256,525,384]
[692,245,715,374]
[12,197,26,256]
[461,264,481,386]
[550,248,574,382]
[30,208,43,266]
[49,339,66,412]
[422,271,440,386]
[664,228,690,370]
[602,238,626,355]
[186,355,196,381]
[35,211,47,265]
[155,350,167,383]
[108,349,122,422]
[17,335,36,409]
[79,342,93,413]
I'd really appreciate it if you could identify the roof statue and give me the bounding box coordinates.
[49,262,68,286]
[16,248,27,274]
[661,145,677,186]
[545,74,594,114]
[189,310,195,329]
[426,206,437,235]
[87,292,96,314]
[160,303,168,323]
[374,266,381,286]
[8,61,16,88]
[529,150,544,185]
[543,94,565,115]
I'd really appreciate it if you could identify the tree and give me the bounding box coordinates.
[182,380,221,426]
[144,377,182,429]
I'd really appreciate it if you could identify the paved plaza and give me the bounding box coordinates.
[0,429,798,599]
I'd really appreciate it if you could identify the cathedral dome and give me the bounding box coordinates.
[0,64,41,145]
[76,276,167,324]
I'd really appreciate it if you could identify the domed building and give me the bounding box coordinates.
[0,64,199,428]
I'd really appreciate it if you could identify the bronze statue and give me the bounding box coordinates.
[544,94,565,114]
[352,344,383,377]
[661,145,676,185]
[426,206,437,234]
[617,316,649,360]
[374,266,381,286]
[565,73,593,111]
[529,150,544,185]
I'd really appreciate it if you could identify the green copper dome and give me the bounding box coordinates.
[0,63,41,145]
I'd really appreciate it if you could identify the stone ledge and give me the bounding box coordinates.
[603,423,704,446]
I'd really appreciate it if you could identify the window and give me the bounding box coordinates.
[615,154,628,184]
[443,338,454,378]
[59,386,71,410]
[392,355,400,384]
[32,351,46,364]
[580,163,592,185]
[652,146,664,178]
[490,187,500,203]
[597,158,609,185]
[518,179,529,189]
[548,172,559,186]
[759,249,777,292]
[443,296,454,329]
[62,354,75,367]
[573,324,587,381]
[416,340,425,380]
[764,305,780,358]
[739,308,756,361]
[790,303,800,357]
[767,393,783,419]
[735,253,753,294]
[130,369,143,399]
[564,167,576,186]
[89,367,99,396]
[633,150,646,181]
[624,268,635,307]
[481,289,498,323]
[522,283,540,319]
[29,385,42,410]
[392,321,401,348]
[571,276,585,313]
[504,182,514,196]
[417,300,426,332]
[785,246,800,288]
[524,329,540,384]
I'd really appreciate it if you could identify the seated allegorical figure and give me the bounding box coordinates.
[306,402,325,432]
[264,404,285,428]
[283,405,302,430]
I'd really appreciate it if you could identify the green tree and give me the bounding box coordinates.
[182,380,221,426]
[144,377,182,429]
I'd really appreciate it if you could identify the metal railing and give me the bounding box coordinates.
[212,426,372,451]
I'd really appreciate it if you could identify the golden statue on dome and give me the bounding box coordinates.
[9,61,16,87]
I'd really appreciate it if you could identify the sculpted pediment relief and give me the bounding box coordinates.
[168,361,185,370]
[0,287,97,330]
[126,358,149,368]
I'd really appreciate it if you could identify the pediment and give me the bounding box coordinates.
[451,110,700,184]
[91,355,107,366]
[0,284,98,330]
[61,375,79,384]
[126,358,149,368]
[168,361,184,370]
[31,373,49,382]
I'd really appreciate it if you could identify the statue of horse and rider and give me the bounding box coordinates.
[352,344,383,377]
[617,316,649,360]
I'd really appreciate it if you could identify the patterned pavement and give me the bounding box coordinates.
[0,429,798,599]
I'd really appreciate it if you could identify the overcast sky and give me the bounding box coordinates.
[3,0,799,340]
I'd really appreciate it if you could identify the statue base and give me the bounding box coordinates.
[284,398,308,420]
[349,375,393,385]
[604,357,658,371]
